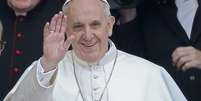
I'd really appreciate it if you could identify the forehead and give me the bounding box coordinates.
[64,0,106,22]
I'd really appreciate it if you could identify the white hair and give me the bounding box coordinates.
[62,0,111,16]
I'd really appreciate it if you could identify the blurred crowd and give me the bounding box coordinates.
[0,0,200,101]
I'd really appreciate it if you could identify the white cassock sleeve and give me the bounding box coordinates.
[3,60,57,101]
[37,59,57,87]
[160,68,187,101]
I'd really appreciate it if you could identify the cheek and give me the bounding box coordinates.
[11,1,31,7]
[100,30,110,40]
[101,24,110,37]
[96,34,108,50]
[32,0,40,6]
[13,0,30,4]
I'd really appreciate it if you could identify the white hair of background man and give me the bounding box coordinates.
[62,0,111,16]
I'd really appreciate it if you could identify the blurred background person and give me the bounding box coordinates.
[0,20,5,56]
[140,0,201,100]
[0,20,6,55]
[0,0,65,99]
[108,0,145,57]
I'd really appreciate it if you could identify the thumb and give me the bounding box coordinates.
[63,35,75,51]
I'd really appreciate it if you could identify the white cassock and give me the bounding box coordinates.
[4,41,187,101]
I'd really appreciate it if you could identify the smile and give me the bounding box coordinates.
[81,42,97,47]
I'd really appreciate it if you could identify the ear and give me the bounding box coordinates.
[107,16,115,37]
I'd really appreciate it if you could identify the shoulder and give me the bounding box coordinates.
[114,50,172,89]
[117,50,165,75]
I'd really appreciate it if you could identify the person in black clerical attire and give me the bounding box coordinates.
[0,0,65,100]
[109,0,144,57]
[140,0,201,101]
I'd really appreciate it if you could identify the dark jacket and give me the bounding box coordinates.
[140,0,201,101]
[0,0,65,99]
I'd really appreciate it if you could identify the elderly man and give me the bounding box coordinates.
[4,0,186,101]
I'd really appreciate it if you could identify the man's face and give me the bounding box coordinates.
[7,0,40,13]
[64,0,115,63]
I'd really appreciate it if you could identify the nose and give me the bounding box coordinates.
[82,26,94,41]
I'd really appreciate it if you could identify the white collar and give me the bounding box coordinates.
[175,0,198,39]
[15,12,27,16]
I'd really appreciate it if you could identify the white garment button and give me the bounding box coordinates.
[189,75,195,80]
[93,87,99,91]
[93,75,98,79]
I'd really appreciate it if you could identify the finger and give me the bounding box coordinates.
[182,58,201,71]
[176,55,191,69]
[172,46,189,57]
[60,15,67,34]
[63,35,75,51]
[55,12,63,32]
[172,47,189,66]
[49,14,58,32]
[172,51,182,67]
[182,46,195,52]
[182,60,196,71]
[43,22,50,38]
[174,46,196,57]
[172,48,180,64]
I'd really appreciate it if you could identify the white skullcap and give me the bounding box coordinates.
[63,0,110,10]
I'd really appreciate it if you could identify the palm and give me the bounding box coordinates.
[41,12,73,70]
[43,31,66,64]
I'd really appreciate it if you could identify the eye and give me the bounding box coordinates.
[73,23,83,31]
[91,21,101,29]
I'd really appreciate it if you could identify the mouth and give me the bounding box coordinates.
[81,41,97,47]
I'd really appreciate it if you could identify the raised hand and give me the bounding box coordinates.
[172,46,201,71]
[41,12,74,72]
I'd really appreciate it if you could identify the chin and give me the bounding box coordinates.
[77,50,101,63]
[75,43,104,62]
[16,4,31,9]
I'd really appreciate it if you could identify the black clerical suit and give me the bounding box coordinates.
[0,0,65,100]
[140,0,201,101]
